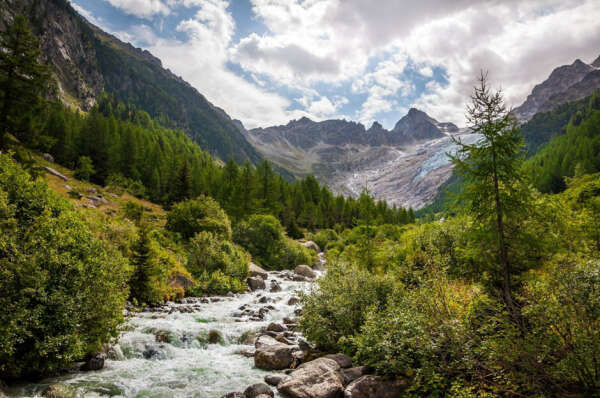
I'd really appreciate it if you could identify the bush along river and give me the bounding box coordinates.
[8,248,408,398]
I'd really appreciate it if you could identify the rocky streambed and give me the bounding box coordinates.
[7,250,407,398]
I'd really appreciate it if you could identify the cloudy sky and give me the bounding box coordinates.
[70,0,600,129]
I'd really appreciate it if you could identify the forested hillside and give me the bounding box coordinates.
[0,0,262,164]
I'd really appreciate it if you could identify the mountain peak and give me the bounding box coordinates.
[392,108,444,142]
[593,55,600,68]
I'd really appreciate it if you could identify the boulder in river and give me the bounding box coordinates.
[343,375,409,398]
[244,383,274,398]
[266,322,286,333]
[208,329,223,344]
[264,374,288,386]
[249,262,268,280]
[247,277,266,291]
[269,280,282,292]
[277,357,344,398]
[287,297,299,306]
[220,393,244,398]
[302,240,321,252]
[42,384,76,398]
[294,264,316,279]
[254,335,298,370]
[80,353,105,371]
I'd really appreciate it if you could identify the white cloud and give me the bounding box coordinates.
[104,0,171,19]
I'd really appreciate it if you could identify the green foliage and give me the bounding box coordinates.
[233,214,315,269]
[0,14,52,148]
[527,91,600,193]
[122,201,145,223]
[450,73,532,320]
[308,229,339,251]
[128,228,165,305]
[299,261,395,352]
[0,153,129,379]
[187,231,249,282]
[166,195,232,240]
[74,155,95,181]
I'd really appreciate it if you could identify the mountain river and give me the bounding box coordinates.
[9,270,317,398]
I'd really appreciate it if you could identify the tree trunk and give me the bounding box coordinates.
[492,151,520,324]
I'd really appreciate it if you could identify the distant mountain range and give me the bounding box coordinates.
[243,108,469,209]
[0,0,262,164]
[3,0,599,209]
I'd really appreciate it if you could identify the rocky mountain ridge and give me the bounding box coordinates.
[513,57,600,122]
[245,108,469,209]
[0,0,262,164]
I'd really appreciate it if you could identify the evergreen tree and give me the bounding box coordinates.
[450,72,531,323]
[0,15,51,148]
[129,228,154,304]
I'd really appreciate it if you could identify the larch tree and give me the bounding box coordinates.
[449,72,532,324]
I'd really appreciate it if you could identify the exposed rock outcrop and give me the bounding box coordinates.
[254,335,297,370]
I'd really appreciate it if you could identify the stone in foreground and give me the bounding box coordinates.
[344,375,408,398]
[277,357,344,398]
[244,382,274,398]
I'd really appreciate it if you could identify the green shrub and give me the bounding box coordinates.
[0,154,129,379]
[186,231,249,295]
[309,229,339,250]
[188,231,249,280]
[234,214,315,269]
[123,201,145,223]
[299,260,395,352]
[166,195,232,240]
[74,155,95,181]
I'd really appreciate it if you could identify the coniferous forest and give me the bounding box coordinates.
[1,7,600,398]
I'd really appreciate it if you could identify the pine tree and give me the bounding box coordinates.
[449,72,531,323]
[129,228,154,304]
[0,14,51,148]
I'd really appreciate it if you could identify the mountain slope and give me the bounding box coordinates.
[513,57,599,122]
[245,108,470,209]
[0,0,262,164]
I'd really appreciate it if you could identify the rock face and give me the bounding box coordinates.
[0,0,261,164]
[254,335,297,370]
[343,375,408,398]
[513,57,600,122]
[277,357,345,398]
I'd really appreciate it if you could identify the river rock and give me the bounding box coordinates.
[269,280,282,292]
[302,241,321,252]
[264,374,288,386]
[42,384,76,398]
[343,375,408,398]
[324,353,352,368]
[208,329,223,344]
[277,357,344,398]
[247,277,266,291]
[42,153,55,163]
[80,353,105,371]
[287,297,299,306]
[254,335,297,370]
[249,262,268,280]
[244,383,274,398]
[220,393,244,398]
[341,366,369,385]
[294,264,316,279]
[266,322,286,333]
